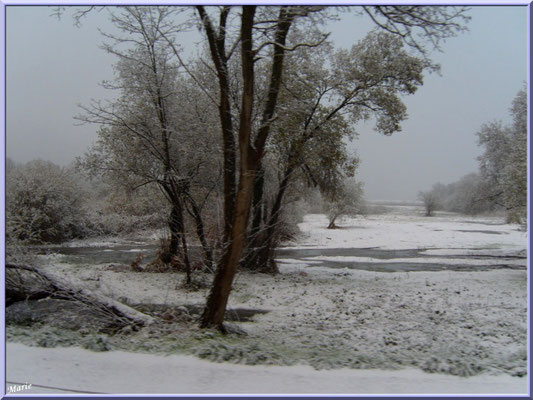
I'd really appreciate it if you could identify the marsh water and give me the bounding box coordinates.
[42,242,526,273]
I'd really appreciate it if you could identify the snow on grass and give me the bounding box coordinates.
[290,211,526,251]
[6,206,529,394]
[19,255,527,380]
[6,342,527,395]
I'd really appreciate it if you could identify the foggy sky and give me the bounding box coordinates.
[5,4,528,200]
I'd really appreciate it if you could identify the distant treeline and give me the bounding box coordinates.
[419,173,497,216]
[419,86,527,223]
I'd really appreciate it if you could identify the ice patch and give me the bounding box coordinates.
[300,255,526,266]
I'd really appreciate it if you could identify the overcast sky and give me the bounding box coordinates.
[5,4,528,201]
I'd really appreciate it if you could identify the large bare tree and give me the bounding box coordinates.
[243,30,435,273]
[195,5,469,329]
[60,5,470,330]
[77,7,220,279]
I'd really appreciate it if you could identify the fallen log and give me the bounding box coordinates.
[6,263,155,328]
[6,266,53,306]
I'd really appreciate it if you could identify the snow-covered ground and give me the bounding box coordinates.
[5,206,529,395]
[291,210,526,251]
[6,342,526,395]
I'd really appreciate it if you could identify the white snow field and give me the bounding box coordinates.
[5,342,526,395]
[5,206,529,395]
[290,210,526,251]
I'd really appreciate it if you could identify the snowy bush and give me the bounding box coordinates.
[276,198,310,241]
[82,209,166,236]
[6,160,87,244]
[76,177,168,236]
[418,190,439,217]
[324,179,364,228]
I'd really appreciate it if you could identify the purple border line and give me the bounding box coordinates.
[2,1,6,399]
[0,1,532,5]
[522,3,531,400]
[1,1,531,399]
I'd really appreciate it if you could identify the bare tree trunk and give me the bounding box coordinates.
[196,6,236,241]
[242,168,266,270]
[180,234,192,285]
[245,164,294,273]
[327,215,338,229]
[186,197,214,271]
[166,199,192,283]
[200,6,294,330]
[174,200,192,282]
[250,167,265,240]
[200,6,258,329]
[167,204,181,261]
[200,172,257,329]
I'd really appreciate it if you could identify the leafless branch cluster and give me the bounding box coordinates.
[361,6,470,56]
[41,5,472,330]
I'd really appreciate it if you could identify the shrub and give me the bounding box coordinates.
[6,160,86,243]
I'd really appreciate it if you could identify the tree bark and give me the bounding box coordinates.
[200,171,258,329]
[196,6,237,241]
[165,198,192,282]
[200,5,258,329]
[245,164,294,273]
[201,6,294,330]
[241,169,266,271]
[187,197,214,271]
[250,167,265,241]
[174,200,192,282]
[327,215,338,229]
[167,204,181,260]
